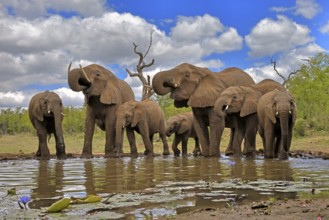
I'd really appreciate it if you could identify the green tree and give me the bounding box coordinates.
[152,94,191,119]
[287,52,329,131]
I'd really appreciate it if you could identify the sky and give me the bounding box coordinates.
[0,0,328,108]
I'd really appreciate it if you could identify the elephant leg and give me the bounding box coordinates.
[193,137,201,157]
[181,136,188,156]
[54,132,67,159]
[225,128,235,156]
[35,121,50,160]
[105,116,116,158]
[209,111,223,157]
[172,136,181,156]
[258,124,265,151]
[139,125,154,157]
[274,135,281,158]
[243,115,258,158]
[159,131,170,155]
[81,106,95,158]
[264,128,275,159]
[192,109,210,156]
[126,127,137,157]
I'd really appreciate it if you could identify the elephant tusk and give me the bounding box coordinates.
[122,125,125,129]
[225,105,229,111]
[68,62,72,74]
[276,111,279,116]
[174,83,178,88]
[61,112,65,116]
[289,110,291,114]
[48,110,51,114]
[79,64,91,83]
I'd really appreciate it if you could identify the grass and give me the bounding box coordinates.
[1,129,329,156]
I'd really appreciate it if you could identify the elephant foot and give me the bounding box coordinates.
[173,149,181,156]
[244,151,256,159]
[144,149,154,157]
[130,153,138,158]
[38,154,51,160]
[225,151,234,156]
[81,152,94,159]
[209,148,220,157]
[105,153,117,158]
[279,152,289,160]
[57,154,67,160]
[163,150,170,156]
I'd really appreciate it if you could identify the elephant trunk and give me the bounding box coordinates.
[115,119,125,156]
[67,63,91,92]
[53,107,67,159]
[278,109,289,159]
[152,70,174,95]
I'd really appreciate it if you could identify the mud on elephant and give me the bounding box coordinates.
[166,111,200,157]
[214,79,285,157]
[115,99,170,157]
[257,89,296,160]
[152,63,255,157]
[67,63,135,158]
[28,91,67,160]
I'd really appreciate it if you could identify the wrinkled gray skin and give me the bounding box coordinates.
[28,91,67,160]
[115,99,170,157]
[257,89,296,160]
[67,63,135,158]
[215,79,285,157]
[166,112,200,156]
[152,63,255,157]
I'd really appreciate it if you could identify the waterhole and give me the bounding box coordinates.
[0,156,328,219]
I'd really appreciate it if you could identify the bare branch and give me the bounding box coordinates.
[144,30,154,59]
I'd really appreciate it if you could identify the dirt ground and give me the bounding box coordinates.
[175,198,329,220]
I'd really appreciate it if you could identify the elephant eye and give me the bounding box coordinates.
[95,71,100,77]
[232,95,237,99]
[184,72,190,78]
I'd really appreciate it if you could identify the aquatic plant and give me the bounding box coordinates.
[18,195,30,209]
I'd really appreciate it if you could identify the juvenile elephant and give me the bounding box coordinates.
[152,63,255,157]
[165,112,200,156]
[67,63,135,158]
[115,99,170,157]
[28,91,67,160]
[214,79,285,156]
[257,89,296,160]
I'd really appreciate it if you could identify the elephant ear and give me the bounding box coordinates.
[131,107,146,127]
[188,73,224,107]
[265,93,277,124]
[178,115,192,134]
[240,88,262,117]
[100,78,121,104]
[33,99,44,121]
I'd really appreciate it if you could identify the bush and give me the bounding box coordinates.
[294,118,308,137]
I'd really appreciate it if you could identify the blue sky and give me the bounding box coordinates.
[0,0,328,107]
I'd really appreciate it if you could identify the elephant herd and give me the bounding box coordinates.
[28,62,296,160]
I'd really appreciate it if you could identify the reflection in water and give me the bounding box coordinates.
[0,156,329,218]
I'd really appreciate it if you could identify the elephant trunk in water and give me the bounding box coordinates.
[278,107,289,160]
[51,106,66,159]
[152,70,175,95]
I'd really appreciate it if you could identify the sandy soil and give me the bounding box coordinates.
[175,198,329,220]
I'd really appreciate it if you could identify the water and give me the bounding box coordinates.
[0,156,329,218]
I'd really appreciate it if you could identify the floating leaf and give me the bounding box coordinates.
[83,195,101,203]
[7,188,16,195]
[46,198,70,213]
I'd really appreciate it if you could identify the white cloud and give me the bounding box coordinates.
[54,87,84,107]
[295,0,321,19]
[245,15,313,58]
[0,0,107,19]
[0,91,27,107]
[320,21,329,34]
[246,43,325,83]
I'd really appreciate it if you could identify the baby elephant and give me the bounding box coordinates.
[115,99,170,157]
[28,91,67,160]
[166,112,200,156]
[257,89,296,160]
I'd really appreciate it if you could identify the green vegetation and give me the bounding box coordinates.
[1,52,329,155]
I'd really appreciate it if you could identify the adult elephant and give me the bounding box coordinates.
[28,91,67,160]
[67,63,135,158]
[215,79,285,156]
[166,112,200,157]
[152,63,255,157]
[115,99,170,157]
[257,89,296,160]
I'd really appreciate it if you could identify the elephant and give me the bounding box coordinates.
[115,99,170,157]
[28,91,67,160]
[165,112,200,156]
[67,63,135,158]
[152,63,255,157]
[214,79,285,156]
[257,89,296,160]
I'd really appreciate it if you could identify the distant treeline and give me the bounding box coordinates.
[1,52,328,137]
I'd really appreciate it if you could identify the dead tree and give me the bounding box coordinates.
[126,31,155,100]
[271,58,297,87]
